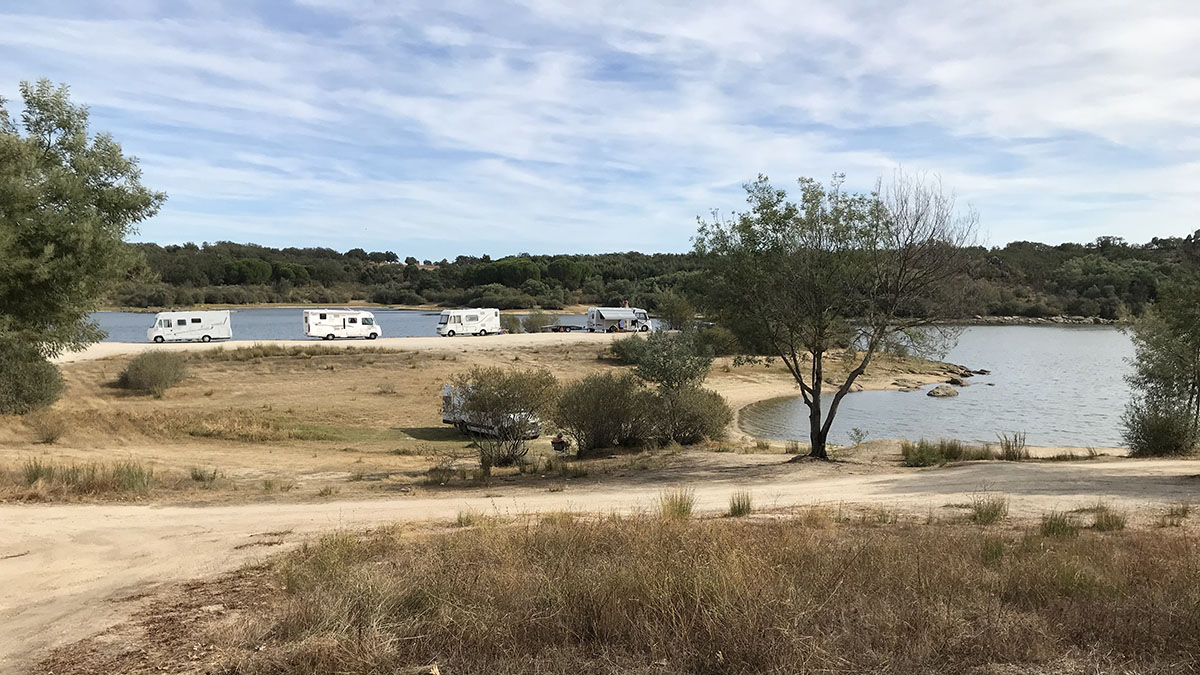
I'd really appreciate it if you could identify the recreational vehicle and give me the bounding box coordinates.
[586,307,652,333]
[436,308,502,337]
[441,384,542,439]
[303,309,381,340]
[146,310,232,343]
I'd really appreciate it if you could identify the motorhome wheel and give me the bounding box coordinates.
[478,330,487,336]
[447,330,455,337]
[367,333,378,340]
[639,325,650,332]
[606,326,617,333]
[201,335,211,343]
[325,334,335,341]
[153,336,164,343]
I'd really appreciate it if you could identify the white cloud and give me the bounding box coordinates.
[2,0,1197,257]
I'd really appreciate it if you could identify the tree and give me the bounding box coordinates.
[627,331,713,391]
[695,172,976,459]
[656,291,696,330]
[452,367,559,474]
[1122,277,1200,455]
[1,80,165,361]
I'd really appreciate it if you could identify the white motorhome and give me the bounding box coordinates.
[303,309,381,340]
[437,308,501,337]
[586,307,652,333]
[146,310,233,343]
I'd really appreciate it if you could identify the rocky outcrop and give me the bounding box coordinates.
[947,377,969,387]
[927,384,959,398]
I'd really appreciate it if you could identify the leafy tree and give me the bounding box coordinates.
[626,331,713,391]
[695,172,976,459]
[656,291,696,330]
[452,367,559,474]
[555,372,654,457]
[1,79,164,363]
[1122,277,1200,455]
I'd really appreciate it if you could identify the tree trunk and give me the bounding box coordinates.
[808,386,827,459]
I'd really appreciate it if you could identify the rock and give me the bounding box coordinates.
[850,382,864,393]
[973,369,990,375]
[947,377,969,387]
[927,384,959,398]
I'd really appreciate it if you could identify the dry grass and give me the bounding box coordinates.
[189,343,403,361]
[218,517,1200,675]
[1159,502,1192,528]
[2,458,154,499]
[658,487,695,519]
[728,490,753,517]
[969,493,1009,525]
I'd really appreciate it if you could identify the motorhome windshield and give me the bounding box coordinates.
[362,318,375,326]
[438,314,449,324]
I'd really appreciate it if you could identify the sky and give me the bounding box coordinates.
[2,1,1198,259]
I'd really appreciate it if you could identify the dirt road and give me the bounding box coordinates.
[3,457,1198,674]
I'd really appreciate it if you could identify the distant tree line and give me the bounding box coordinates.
[113,234,1200,320]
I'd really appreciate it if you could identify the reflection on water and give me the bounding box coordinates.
[738,326,1133,448]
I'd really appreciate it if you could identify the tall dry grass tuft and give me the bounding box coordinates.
[8,458,153,498]
[658,487,695,520]
[222,518,1200,675]
[728,490,753,517]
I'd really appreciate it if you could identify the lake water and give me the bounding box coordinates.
[738,325,1134,448]
[90,307,596,342]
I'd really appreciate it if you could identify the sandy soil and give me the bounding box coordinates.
[5,335,1191,673]
[3,454,1198,673]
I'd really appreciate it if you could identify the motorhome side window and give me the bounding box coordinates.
[319,313,327,320]
[363,318,374,325]
[467,315,479,322]
[348,317,357,324]
[191,318,202,324]
[159,319,169,327]
[176,319,186,326]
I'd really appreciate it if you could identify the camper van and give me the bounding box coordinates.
[436,308,502,337]
[303,309,381,340]
[146,310,233,343]
[586,307,652,333]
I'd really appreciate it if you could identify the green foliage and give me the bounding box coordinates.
[610,334,648,364]
[997,432,1030,460]
[653,386,733,445]
[628,331,714,391]
[521,308,556,333]
[0,79,165,358]
[499,314,523,334]
[656,291,696,330]
[695,172,976,459]
[0,345,64,414]
[695,324,742,356]
[728,491,753,517]
[554,372,654,457]
[1040,511,1082,539]
[900,438,995,466]
[658,488,695,520]
[117,351,188,396]
[1122,399,1199,457]
[969,494,1009,525]
[453,367,559,473]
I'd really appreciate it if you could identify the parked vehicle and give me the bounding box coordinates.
[146,310,232,343]
[586,306,652,333]
[437,308,501,337]
[441,384,542,438]
[303,309,381,340]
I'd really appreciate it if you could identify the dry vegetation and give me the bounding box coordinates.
[0,341,964,503]
[46,515,1200,675]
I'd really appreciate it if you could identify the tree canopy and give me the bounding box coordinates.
[0,79,165,359]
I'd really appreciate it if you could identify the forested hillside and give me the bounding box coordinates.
[113,234,1200,319]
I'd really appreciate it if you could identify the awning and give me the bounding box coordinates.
[596,308,638,320]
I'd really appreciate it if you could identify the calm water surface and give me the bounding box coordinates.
[738,325,1133,448]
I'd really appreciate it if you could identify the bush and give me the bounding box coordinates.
[998,432,1029,460]
[117,351,188,396]
[0,349,64,414]
[609,334,648,364]
[28,412,68,444]
[452,367,559,473]
[630,331,714,391]
[499,314,523,334]
[652,385,733,445]
[696,325,741,356]
[555,372,655,457]
[1123,399,1199,457]
[522,308,556,333]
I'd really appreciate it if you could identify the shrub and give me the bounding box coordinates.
[658,488,694,519]
[555,372,654,457]
[998,432,1029,460]
[522,308,556,333]
[1123,399,1199,457]
[609,334,648,364]
[652,386,733,445]
[629,331,714,391]
[452,367,560,473]
[695,324,741,356]
[0,348,64,414]
[118,351,187,396]
[901,438,969,466]
[499,314,523,334]
[969,494,1008,525]
[1040,511,1081,538]
[729,490,753,517]
[28,412,68,444]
